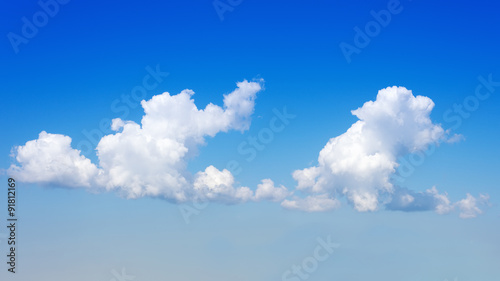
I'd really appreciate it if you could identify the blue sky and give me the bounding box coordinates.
[1,0,500,280]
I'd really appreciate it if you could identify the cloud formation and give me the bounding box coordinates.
[9,80,284,203]
[193,165,253,203]
[385,186,489,218]
[385,186,453,213]
[288,86,488,217]
[292,86,445,211]
[254,179,291,202]
[8,131,100,188]
[8,84,488,218]
[456,193,490,219]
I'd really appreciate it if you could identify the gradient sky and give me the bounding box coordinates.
[1,0,500,280]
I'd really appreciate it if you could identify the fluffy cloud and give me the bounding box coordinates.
[96,80,262,200]
[288,86,489,218]
[193,166,253,203]
[8,80,267,203]
[254,179,291,202]
[8,84,489,219]
[292,86,446,212]
[8,131,100,188]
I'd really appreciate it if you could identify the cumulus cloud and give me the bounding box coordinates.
[7,83,489,219]
[8,80,269,203]
[8,131,100,188]
[193,165,253,203]
[95,80,263,201]
[286,86,489,218]
[254,179,291,202]
[292,86,446,212]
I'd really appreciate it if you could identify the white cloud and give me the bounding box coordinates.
[428,186,454,215]
[456,193,490,219]
[281,194,341,212]
[385,186,490,218]
[254,179,291,202]
[286,85,489,218]
[292,86,446,212]
[9,80,263,202]
[445,133,465,144]
[193,165,253,203]
[8,131,100,188]
[8,84,489,219]
[344,189,380,212]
